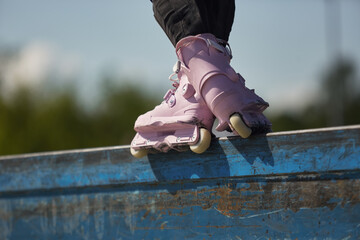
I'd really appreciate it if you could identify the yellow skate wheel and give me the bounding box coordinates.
[130,147,148,158]
[190,128,211,154]
[229,113,252,138]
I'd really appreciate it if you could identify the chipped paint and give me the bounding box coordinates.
[0,125,359,239]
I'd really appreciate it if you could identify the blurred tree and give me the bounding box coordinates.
[270,58,360,132]
[0,75,158,155]
[322,58,358,126]
[0,51,359,155]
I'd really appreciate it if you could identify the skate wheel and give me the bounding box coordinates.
[190,128,211,154]
[130,147,148,158]
[229,113,252,138]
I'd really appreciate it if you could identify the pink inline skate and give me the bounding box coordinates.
[175,33,271,138]
[131,33,271,158]
[130,62,215,158]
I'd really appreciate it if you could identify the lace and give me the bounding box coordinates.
[168,61,181,88]
[163,61,181,103]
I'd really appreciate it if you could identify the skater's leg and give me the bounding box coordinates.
[131,0,221,157]
[152,0,235,46]
[151,0,271,136]
[131,0,270,157]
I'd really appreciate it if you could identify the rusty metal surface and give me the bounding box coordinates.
[0,125,360,239]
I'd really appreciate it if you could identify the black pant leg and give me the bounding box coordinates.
[152,0,235,46]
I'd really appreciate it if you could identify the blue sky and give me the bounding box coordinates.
[0,0,359,113]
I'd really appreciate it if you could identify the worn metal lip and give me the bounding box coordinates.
[267,124,360,136]
[219,124,360,141]
[0,145,131,161]
[1,124,359,160]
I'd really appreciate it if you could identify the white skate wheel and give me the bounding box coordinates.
[190,128,211,154]
[130,147,148,158]
[229,113,252,138]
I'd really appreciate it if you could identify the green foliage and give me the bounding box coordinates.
[0,79,158,156]
[269,58,360,132]
[0,58,359,156]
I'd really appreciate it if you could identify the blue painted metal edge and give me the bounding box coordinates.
[0,125,359,195]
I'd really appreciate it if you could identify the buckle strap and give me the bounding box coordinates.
[176,34,233,59]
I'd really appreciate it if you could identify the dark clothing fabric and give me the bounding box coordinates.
[152,0,235,46]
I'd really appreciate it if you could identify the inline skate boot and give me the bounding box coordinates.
[130,62,215,158]
[175,33,271,137]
